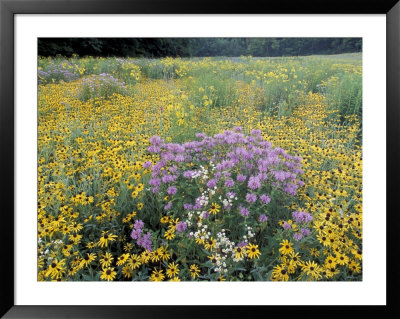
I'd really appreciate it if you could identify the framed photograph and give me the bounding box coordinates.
[1,0,398,317]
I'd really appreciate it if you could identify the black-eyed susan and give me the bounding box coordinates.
[100,267,116,281]
[116,253,130,266]
[166,262,180,278]
[279,240,293,255]
[164,229,175,240]
[207,254,220,265]
[45,259,66,279]
[150,249,161,263]
[160,216,170,224]
[140,250,151,264]
[271,264,289,281]
[247,243,261,259]
[324,255,337,268]
[97,231,118,248]
[122,265,132,279]
[302,260,322,280]
[86,242,95,249]
[69,233,82,244]
[99,252,113,268]
[348,260,361,273]
[80,253,97,268]
[168,218,179,229]
[335,253,349,266]
[233,246,246,259]
[204,237,216,251]
[189,264,200,279]
[150,268,165,281]
[127,254,141,270]
[208,203,221,215]
[123,242,133,252]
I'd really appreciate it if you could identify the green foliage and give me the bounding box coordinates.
[39,38,362,58]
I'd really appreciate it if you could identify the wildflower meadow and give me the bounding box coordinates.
[38,53,362,282]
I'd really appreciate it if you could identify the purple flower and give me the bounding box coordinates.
[149,135,162,145]
[273,170,287,182]
[246,193,257,203]
[300,228,310,236]
[259,214,268,222]
[162,174,177,183]
[238,240,248,248]
[240,207,250,217]
[161,152,175,161]
[167,186,177,195]
[207,179,217,188]
[176,222,187,233]
[248,176,261,190]
[225,178,235,188]
[148,145,161,153]
[175,154,185,162]
[282,222,292,230]
[143,161,152,169]
[183,170,194,178]
[130,228,141,240]
[134,219,144,230]
[196,132,206,139]
[293,233,303,241]
[292,211,313,224]
[149,178,161,187]
[260,194,271,204]
[183,203,193,210]
[138,231,152,251]
[164,201,172,211]
[237,174,246,182]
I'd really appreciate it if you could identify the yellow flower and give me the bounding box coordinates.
[166,262,180,278]
[116,253,130,266]
[150,268,165,281]
[279,240,294,255]
[189,264,200,279]
[99,252,113,268]
[208,203,221,215]
[100,267,116,281]
[246,243,261,259]
[97,231,118,248]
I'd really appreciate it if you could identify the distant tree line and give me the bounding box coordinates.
[38,38,362,57]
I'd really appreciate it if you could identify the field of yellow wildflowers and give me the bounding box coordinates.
[37,54,362,281]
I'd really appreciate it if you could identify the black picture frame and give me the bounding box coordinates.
[1,0,398,318]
